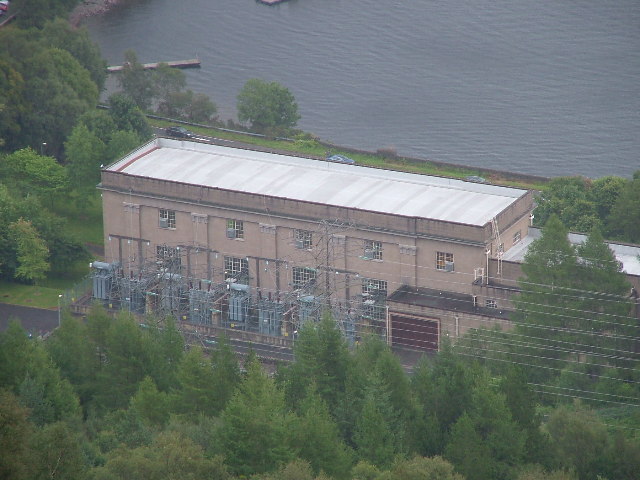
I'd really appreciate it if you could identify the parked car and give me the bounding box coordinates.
[165,126,194,138]
[327,154,355,165]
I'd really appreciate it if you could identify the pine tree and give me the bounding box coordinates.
[220,356,294,476]
[512,215,581,383]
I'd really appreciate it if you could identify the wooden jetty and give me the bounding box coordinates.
[107,58,201,73]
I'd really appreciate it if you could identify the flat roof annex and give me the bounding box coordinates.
[105,138,528,227]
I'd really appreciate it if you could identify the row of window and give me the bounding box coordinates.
[159,210,459,271]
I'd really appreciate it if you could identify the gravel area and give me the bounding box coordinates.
[69,0,124,27]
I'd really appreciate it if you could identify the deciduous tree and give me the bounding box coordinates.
[237,78,300,133]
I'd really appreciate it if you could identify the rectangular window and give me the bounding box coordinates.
[361,278,388,296]
[513,230,521,244]
[485,299,498,309]
[294,229,313,249]
[224,256,249,280]
[436,251,454,271]
[156,245,181,271]
[226,219,244,239]
[364,240,383,260]
[159,209,176,229]
[292,266,317,289]
[362,278,387,320]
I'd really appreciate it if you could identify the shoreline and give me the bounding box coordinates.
[69,0,124,27]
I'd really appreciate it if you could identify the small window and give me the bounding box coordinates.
[226,219,244,239]
[364,240,383,260]
[159,209,176,229]
[157,245,181,272]
[513,230,521,245]
[294,229,312,249]
[292,266,317,289]
[361,278,387,320]
[224,256,249,280]
[436,251,454,271]
[362,278,387,296]
[485,299,498,309]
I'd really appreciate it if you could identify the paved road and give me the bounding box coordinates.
[0,303,59,337]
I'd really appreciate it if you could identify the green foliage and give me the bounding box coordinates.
[21,47,99,157]
[513,216,635,386]
[28,421,87,480]
[220,355,294,476]
[41,18,107,89]
[65,124,107,197]
[607,172,640,243]
[118,50,155,111]
[282,315,350,413]
[533,172,640,244]
[172,346,218,418]
[289,384,353,479]
[377,455,465,480]
[209,334,242,414]
[159,89,218,123]
[0,389,32,480]
[237,78,300,133]
[93,431,230,480]
[8,218,50,283]
[0,148,67,198]
[130,377,171,427]
[12,0,81,29]
[353,394,396,469]
[108,93,153,140]
[545,403,610,480]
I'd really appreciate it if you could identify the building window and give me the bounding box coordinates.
[513,230,521,244]
[226,219,244,239]
[159,209,176,229]
[292,266,317,289]
[436,251,454,271]
[362,278,387,320]
[157,245,181,272]
[364,240,383,260]
[485,298,498,309]
[362,278,387,296]
[294,229,312,249]
[224,256,249,281]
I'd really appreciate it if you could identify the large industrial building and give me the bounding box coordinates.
[96,137,542,352]
[96,138,640,351]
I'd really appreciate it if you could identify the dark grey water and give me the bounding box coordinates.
[84,0,640,178]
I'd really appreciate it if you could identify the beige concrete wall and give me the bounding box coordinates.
[100,171,535,306]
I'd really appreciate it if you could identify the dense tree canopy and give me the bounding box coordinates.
[533,171,640,244]
[237,78,300,133]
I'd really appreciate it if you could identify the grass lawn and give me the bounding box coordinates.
[0,280,63,309]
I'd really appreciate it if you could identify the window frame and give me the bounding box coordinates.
[294,229,313,249]
[513,230,521,245]
[292,266,317,289]
[226,219,244,239]
[436,251,454,271]
[485,298,498,309]
[364,240,383,260]
[361,278,388,320]
[159,209,176,229]
[156,245,181,272]
[224,256,249,280]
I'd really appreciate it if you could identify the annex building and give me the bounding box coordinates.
[97,137,537,352]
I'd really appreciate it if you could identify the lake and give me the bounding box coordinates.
[84,0,640,178]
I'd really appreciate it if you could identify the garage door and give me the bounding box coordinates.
[390,314,439,351]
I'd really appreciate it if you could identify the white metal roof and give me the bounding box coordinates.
[106,138,528,226]
[502,227,640,276]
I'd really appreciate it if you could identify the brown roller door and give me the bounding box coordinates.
[390,314,439,351]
